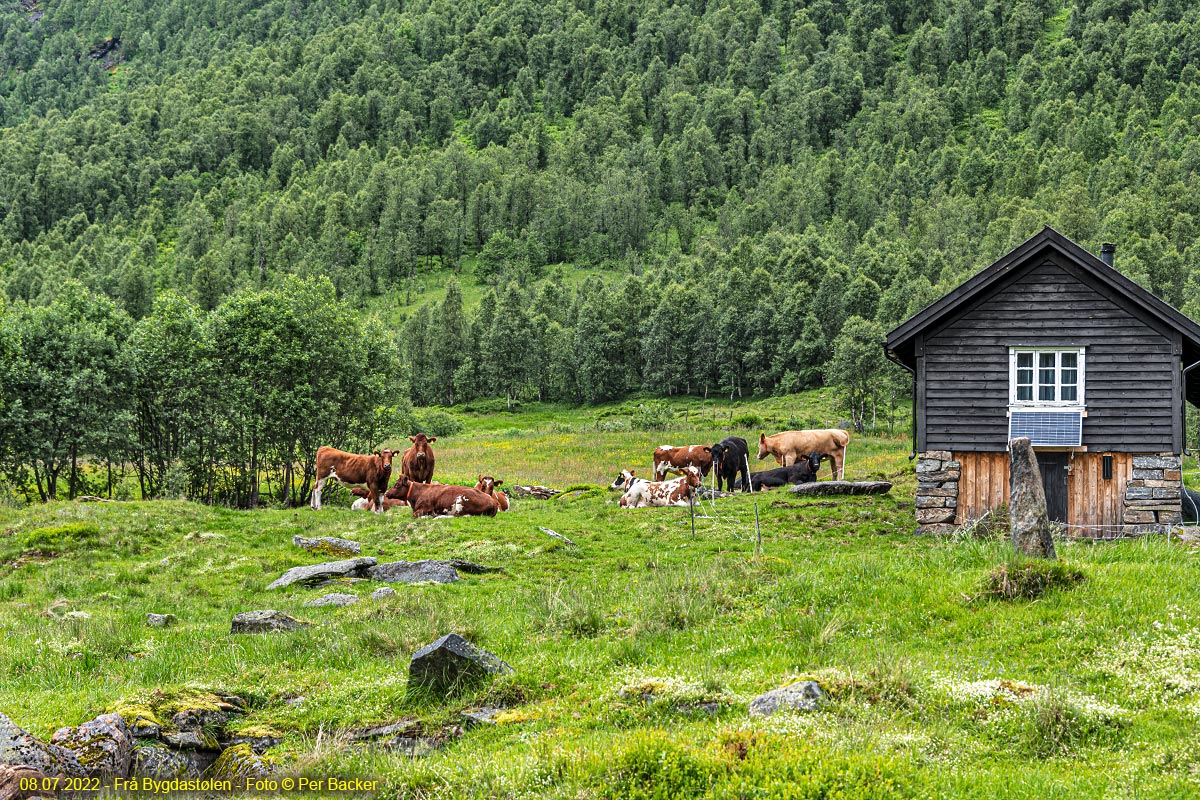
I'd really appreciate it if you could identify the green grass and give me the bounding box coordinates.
[3,398,1200,797]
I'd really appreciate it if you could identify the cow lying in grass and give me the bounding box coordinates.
[619,466,702,508]
[474,475,510,511]
[349,489,406,511]
[609,469,647,492]
[389,474,498,517]
[734,452,822,491]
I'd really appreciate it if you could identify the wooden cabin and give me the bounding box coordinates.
[884,227,1200,537]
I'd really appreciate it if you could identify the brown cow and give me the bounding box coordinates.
[401,433,437,483]
[389,474,498,517]
[757,429,850,479]
[475,475,510,511]
[652,445,713,481]
[311,447,395,512]
[619,466,702,508]
[349,487,407,511]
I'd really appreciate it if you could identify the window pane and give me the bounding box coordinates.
[1061,352,1077,369]
[1061,385,1077,402]
[1017,385,1033,401]
[1038,384,1055,401]
[1038,351,1056,390]
[1061,368,1077,385]
[1017,352,1033,369]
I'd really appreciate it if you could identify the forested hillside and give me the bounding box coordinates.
[3,0,1200,499]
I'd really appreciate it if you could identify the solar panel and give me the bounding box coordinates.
[1009,410,1083,447]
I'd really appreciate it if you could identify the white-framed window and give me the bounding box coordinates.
[1009,347,1085,407]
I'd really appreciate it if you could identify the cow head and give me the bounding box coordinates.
[710,441,729,474]
[609,469,636,491]
[806,451,823,473]
[379,448,396,469]
[476,475,501,494]
[408,433,436,460]
[683,465,702,488]
[390,473,413,501]
[757,432,770,460]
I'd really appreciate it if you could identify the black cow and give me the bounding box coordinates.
[710,436,750,492]
[734,452,823,491]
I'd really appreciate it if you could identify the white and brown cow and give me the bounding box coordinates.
[619,466,702,508]
[609,469,647,492]
[311,446,395,513]
[758,429,850,480]
[652,445,713,481]
[474,475,510,512]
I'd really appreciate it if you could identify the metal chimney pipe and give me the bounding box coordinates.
[1100,243,1115,267]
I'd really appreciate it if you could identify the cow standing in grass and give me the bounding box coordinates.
[758,429,849,480]
[311,447,395,513]
[710,436,751,492]
[652,445,713,481]
[401,433,437,483]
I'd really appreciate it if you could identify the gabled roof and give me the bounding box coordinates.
[885,226,1200,369]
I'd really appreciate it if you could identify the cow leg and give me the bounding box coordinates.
[311,476,326,510]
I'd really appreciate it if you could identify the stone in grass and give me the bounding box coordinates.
[371,587,396,600]
[265,557,377,590]
[292,535,361,557]
[460,707,504,726]
[748,681,825,717]
[1008,437,1057,559]
[409,633,513,693]
[0,764,54,799]
[230,610,311,635]
[132,745,198,779]
[205,743,272,780]
[369,560,459,584]
[48,713,134,778]
[146,613,176,628]
[161,730,221,751]
[0,711,85,778]
[170,709,228,732]
[303,593,359,608]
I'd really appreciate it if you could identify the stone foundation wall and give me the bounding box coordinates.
[915,450,959,535]
[1122,454,1183,535]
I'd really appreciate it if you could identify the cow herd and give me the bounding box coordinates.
[309,426,851,518]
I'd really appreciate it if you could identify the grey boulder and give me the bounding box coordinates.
[146,613,177,628]
[409,633,512,692]
[132,745,198,779]
[1008,437,1057,559]
[230,610,311,634]
[303,593,359,607]
[369,560,459,584]
[49,713,134,778]
[0,711,85,778]
[292,536,361,557]
[266,557,377,590]
[371,587,396,600]
[748,681,825,717]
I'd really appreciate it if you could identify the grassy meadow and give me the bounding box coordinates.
[3,395,1200,798]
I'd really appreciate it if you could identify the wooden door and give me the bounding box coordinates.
[1038,452,1069,523]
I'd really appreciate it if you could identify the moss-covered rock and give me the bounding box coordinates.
[0,711,85,778]
[50,713,134,777]
[205,743,272,780]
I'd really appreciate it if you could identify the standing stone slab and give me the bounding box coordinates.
[266,557,376,590]
[230,610,311,634]
[1008,438,1056,559]
[748,681,825,717]
[369,561,459,584]
[292,536,361,557]
[0,712,85,778]
[409,633,512,692]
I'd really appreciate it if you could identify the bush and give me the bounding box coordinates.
[22,522,100,552]
[732,412,764,428]
[410,408,464,438]
[631,401,674,431]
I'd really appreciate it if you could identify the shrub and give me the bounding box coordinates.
[22,522,100,552]
[631,401,673,431]
[411,408,464,438]
[596,417,632,433]
[978,560,1084,601]
[732,412,764,428]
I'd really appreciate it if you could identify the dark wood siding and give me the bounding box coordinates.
[920,254,1179,452]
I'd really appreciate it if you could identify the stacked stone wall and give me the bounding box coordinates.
[1123,454,1182,535]
[915,450,959,534]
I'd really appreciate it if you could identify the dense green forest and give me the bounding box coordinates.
[3,0,1200,502]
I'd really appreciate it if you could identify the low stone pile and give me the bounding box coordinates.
[1123,454,1183,533]
[914,450,960,534]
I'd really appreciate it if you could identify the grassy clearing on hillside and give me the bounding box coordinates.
[3,402,1200,797]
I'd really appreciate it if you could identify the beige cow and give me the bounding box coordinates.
[757,429,850,480]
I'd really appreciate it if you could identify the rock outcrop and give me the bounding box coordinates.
[748,681,825,717]
[230,610,311,634]
[369,560,459,584]
[409,633,512,692]
[266,558,376,590]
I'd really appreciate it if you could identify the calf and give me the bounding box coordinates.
[734,452,823,491]
[474,475,510,512]
[349,486,407,511]
[620,466,702,508]
[389,474,498,518]
[401,433,437,483]
[710,436,750,492]
[758,429,849,480]
[652,445,713,481]
[311,447,395,513]
[609,469,648,492]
